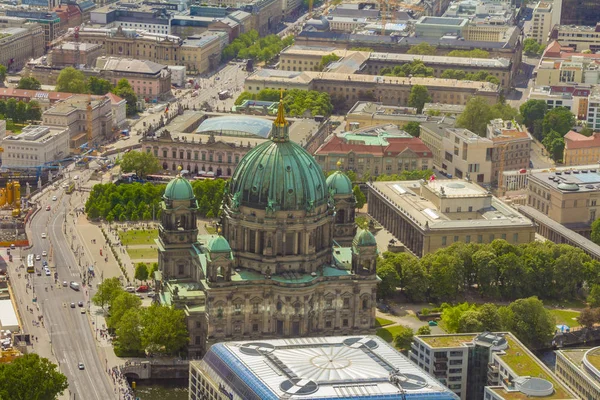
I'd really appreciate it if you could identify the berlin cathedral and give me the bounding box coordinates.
[155,100,379,357]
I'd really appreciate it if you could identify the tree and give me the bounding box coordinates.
[580,126,593,137]
[403,121,421,137]
[408,85,431,114]
[353,185,366,209]
[88,76,113,95]
[416,325,431,335]
[135,263,149,282]
[92,277,124,310]
[457,310,484,332]
[14,101,27,123]
[112,78,138,116]
[592,219,600,245]
[541,130,565,162]
[26,101,41,122]
[542,107,575,136]
[523,38,543,56]
[503,297,555,349]
[519,100,547,133]
[441,303,476,333]
[56,67,87,93]
[407,42,437,55]
[0,64,6,85]
[108,292,142,328]
[393,326,414,351]
[120,151,161,179]
[234,91,255,106]
[141,305,189,354]
[5,98,16,119]
[456,97,495,136]
[149,262,159,280]
[577,308,599,328]
[115,309,143,354]
[17,76,41,90]
[0,353,68,400]
[320,53,340,70]
[376,259,401,298]
[588,284,600,307]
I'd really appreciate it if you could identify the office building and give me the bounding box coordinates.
[345,101,439,130]
[90,5,172,35]
[555,346,600,400]
[245,70,500,110]
[190,336,460,400]
[5,10,61,45]
[0,19,45,73]
[314,124,434,178]
[536,48,600,86]
[42,95,113,150]
[367,179,535,256]
[550,24,600,53]
[525,167,600,236]
[106,92,127,129]
[486,119,532,183]
[563,130,600,166]
[559,0,600,26]
[414,16,469,38]
[0,88,75,112]
[420,123,494,184]
[0,126,69,168]
[531,2,553,45]
[95,57,172,101]
[588,86,600,130]
[411,332,577,400]
[155,104,379,356]
[53,4,82,32]
[181,31,227,75]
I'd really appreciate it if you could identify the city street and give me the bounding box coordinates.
[9,171,116,400]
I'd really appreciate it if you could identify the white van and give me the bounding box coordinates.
[70,282,80,291]
[125,286,135,293]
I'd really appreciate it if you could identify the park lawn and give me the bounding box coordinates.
[549,309,580,328]
[127,247,158,260]
[376,325,408,342]
[376,317,394,327]
[119,229,159,245]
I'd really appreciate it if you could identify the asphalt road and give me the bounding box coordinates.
[29,179,115,400]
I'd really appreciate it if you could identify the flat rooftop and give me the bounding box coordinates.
[369,180,533,230]
[418,334,476,348]
[529,168,600,193]
[198,336,459,400]
[419,16,467,26]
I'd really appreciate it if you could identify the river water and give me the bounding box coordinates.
[131,380,188,400]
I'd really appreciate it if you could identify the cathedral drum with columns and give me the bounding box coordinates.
[155,99,379,358]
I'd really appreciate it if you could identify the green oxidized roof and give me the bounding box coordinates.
[229,99,328,211]
[326,170,353,195]
[207,235,231,253]
[164,176,194,201]
[354,228,377,247]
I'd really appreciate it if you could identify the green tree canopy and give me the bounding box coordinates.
[88,76,113,95]
[115,308,143,355]
[17,76,41,90]
[353,185,366,209]
[56,67,87,93]
[222,30,290,63]
[135,263,149,282]
[542,107,575,136]
[234,89,334,117]
[380,60,434,78]
[519,99,547,133]
[376,259,401,298]
[0,353,68,400]
[503,297,555,349]
[588,284,600,308]
[112,78,138,116]
[320,53,341,70]
[407,42,437,55]
[408,85,432,113]
[108,292,142,328]
[120,151,161,179]
[141,305,189,354]
[447,49,490,58]
[393,326,414,350]
[523,38,544,56]
[403,121,421,137]
[92,277,124,310]
[456,97,517,136]
[0,64,6,84]
[26,100,42,122]
[416,325,431,335]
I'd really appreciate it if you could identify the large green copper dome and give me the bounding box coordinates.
[229,99,328,211]
[326,170,353,195]
[164,176,194,201]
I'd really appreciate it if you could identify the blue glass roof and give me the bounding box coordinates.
[196,116,272,138]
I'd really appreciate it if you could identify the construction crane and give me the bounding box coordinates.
[308,0,314,18]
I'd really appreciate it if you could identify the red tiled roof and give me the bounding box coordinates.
[105,92,125,104]
[315,134,432,157]
[0,88,75,102]
[564,130,600,149]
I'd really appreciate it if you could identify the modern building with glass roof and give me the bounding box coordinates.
[195,115,273,138]
[189,336,460,400]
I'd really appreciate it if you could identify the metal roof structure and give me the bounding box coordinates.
[196,116,273,138]
[197,336,459,400]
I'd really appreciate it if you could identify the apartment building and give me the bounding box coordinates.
[550,24,600,53]
[526,167,600,236]
[181,31,227,74]
[588,87,600,131]
[5,10,61,45]
[531,2,553,45]
[314,124,433,177]
[528,85,591,120]
[420,123,494,184]
[555,347,600,400]
[90,5,172,35]
[42,95,113,150]
[411,333,577,400]
[536,54,600,86]
[368,180,535,256]
[563,130,600,166]
[0,125,69,168]
[487,119,532,183]
[95,57,172,101]
[245,70,500,110]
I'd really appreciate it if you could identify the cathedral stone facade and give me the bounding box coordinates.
[156,101,379,358]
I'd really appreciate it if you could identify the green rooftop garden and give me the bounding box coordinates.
[418,334,476,348]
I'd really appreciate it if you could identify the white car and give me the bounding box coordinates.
[35,255,41,261]
[41,233,47,239]
[42,251,47,257]
[52,196,57,201]
[44,269,51,276]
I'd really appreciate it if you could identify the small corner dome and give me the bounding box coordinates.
[164,176,194,200]
[326,171,353,195]
[207,235,231,253]
[354,228,376,247]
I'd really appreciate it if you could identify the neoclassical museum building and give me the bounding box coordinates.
[155,101,379,357]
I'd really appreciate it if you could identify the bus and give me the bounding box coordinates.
[218,90,230,100]
[65,182,75,194]
[146,175,173,183]
[26,254,34,273]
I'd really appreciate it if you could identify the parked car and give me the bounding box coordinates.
[136,285,149,293]
[125,286,135,293]
[428,320,438,327]
[377,302,391,313]
[70,302,76,308]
